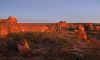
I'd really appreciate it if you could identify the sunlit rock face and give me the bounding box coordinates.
[57,21,66,28]
[8,25,21,33]
[75,24,88,41]
[0,16,68,36]
[7,16,17,24]
[0,16,18,36]
[78,24,86,32]
[56,21,67,28]
[0,25,8,37]
[37,25,49,32]
[16,39,31,56]
[0,16,99,38]
[55,21,68,32]
[0,16,50,36]
[0,19,7,24]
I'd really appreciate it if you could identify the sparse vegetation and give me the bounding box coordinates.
[0,32,100,60]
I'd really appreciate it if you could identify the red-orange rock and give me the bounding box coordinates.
[7,16,17,24]
[78,24,85,32]
[75,24,88,41]
[56,21,67,28]
[55,21,67,32]
[17,39,31,56]
[0,16,99,37]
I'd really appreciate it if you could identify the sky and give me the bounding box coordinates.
[0,0,100,23]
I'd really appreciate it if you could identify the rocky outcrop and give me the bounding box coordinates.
[0,24,8,37]
[0,17,68,36]
[16,39,32,56]
[7,16,17,24]
[75,24,88,41]
[0,16,99,38]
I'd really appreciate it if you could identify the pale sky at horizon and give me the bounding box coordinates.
[0,0,100,23]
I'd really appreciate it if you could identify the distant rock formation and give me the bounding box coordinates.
[7,16,17,24]
[0,16,99,38]
[75,24,88,41]
[0,16,68,36]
